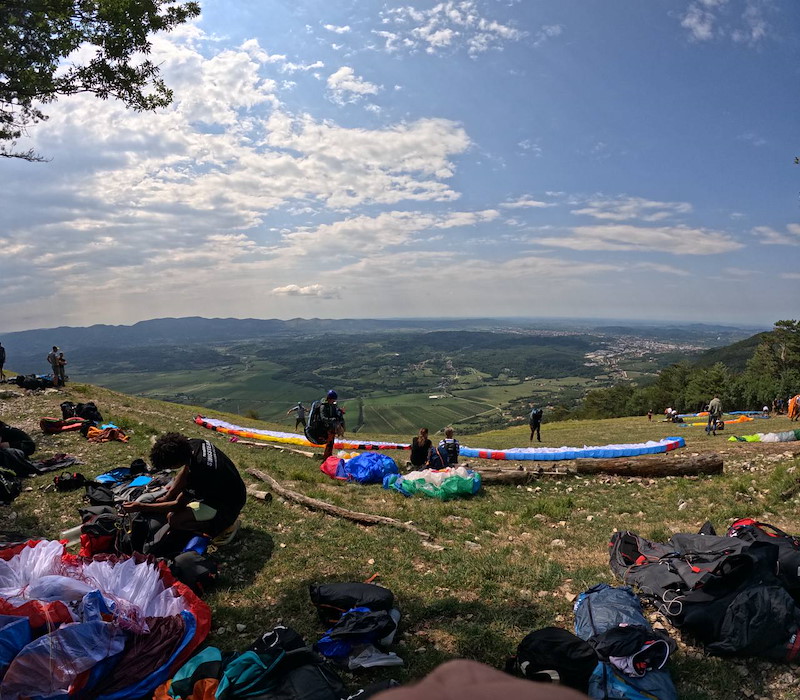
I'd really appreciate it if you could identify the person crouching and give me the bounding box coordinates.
[123,432,246,539]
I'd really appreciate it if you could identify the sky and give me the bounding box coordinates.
[2,0,799,332]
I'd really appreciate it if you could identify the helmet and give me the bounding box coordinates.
[326,390,338,400]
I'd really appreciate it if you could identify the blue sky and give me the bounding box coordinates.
[2,0,798,332]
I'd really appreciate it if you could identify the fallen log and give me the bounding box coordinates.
[574,452,722,477]
[246,468,432,539]
[474,453,723,483]
[478,468,571,485]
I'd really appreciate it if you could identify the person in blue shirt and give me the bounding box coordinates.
[529,405,543,442]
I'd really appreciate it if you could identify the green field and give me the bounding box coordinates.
[81,362,600,436]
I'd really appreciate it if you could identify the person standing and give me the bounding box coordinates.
[529,405,543,442]
[287,401,307,430]
[0,342,5,380]
[707,395,723,436]
[56,352,67,386]
[647,409,653,422]
[320,390,345,461]
[46,346,60,385]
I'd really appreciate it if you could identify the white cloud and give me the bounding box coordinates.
[517,139,543,157]
[377,1,524,56]
[502,196,553,209]
[681,4,717,40]
[277,209,499,259]
[324,24,351,34]
[780,272,800,280]
[327,66,380,104]
[533,24,564,47]
[536,224,742,255]
[679,0,774,44]
[633,262,691,277]
[753,224,800,246]
[281,59,325,73]
[272,284,338,298]
[571,196,693,222]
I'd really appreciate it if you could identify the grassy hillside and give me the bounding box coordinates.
[2,383,800,699]
[694,332,768,371]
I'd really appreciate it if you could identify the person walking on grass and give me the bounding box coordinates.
[287,401,307,430]
[529,405,543,442]
[0,342,5,380]
[706,395,723,436]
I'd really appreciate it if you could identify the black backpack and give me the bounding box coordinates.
[170,551,218,595]
[0,468,22,504]
[310,582,395,625]
[507,627,597,691]
[54,472,88,492]
[304,401,328,445]
[60,401,77,419]
[75,402,103,422]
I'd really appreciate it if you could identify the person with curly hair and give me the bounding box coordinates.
[123,432,246,537]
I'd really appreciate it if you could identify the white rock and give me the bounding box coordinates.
[236,624,247,632]
[550,539,566,548]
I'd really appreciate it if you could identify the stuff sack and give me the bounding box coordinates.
[310,582,394,625]
[39,416,89,435]
[574,584,678,700]
[506,626,597,692]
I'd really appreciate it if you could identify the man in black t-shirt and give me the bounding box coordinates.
[123,432,246,537]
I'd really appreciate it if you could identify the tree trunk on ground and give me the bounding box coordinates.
[574,452,722,476]
[475,453,723,483]
[246,468,432,539]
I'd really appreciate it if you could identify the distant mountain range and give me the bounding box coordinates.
[0,316,767,376]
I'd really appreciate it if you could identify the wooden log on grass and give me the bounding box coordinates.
[574,452,722,477]
[246,468,432,539]
[475,453,723,483]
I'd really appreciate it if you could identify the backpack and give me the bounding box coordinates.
[427,444,449,470]
[440,439,459,465]
[310,582,394,625]
[53,471,87,492]
[60,401,77,419]
[75,402,103,422]
[304,401,329,445]
[0,468,22,504]
[79,506,122,557]
[170,550,218,595]
[506,626,597,691]
[726,519,800,594]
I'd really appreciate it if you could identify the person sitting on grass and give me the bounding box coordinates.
[438,426,460,465]
[408,427,432,469]
[123,432,246,538]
